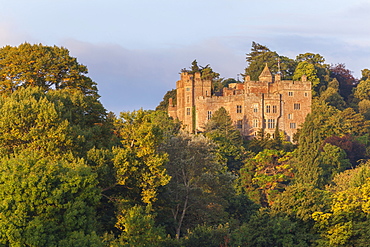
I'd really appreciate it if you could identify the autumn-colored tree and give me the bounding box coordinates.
[330,63,357,101]
[354,69,370,120]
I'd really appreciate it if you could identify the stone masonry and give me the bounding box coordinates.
[168,64,312,141]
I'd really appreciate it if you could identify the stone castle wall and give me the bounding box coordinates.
[168,66,311,141]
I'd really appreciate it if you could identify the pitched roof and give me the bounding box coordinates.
[259,63,272,82]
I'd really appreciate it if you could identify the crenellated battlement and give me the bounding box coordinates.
[168,65,312,142]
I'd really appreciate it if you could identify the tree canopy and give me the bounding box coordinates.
[2,42,370,246]
[0,43,98,97]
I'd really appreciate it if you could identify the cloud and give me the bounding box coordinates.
[63,33,370,114]
[62,38,246,113]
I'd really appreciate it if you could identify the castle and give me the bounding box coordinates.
[168,65,311,141]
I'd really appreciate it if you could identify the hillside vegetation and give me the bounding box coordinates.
[1,42,370,246]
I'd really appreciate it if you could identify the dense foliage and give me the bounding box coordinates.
[1,42,370,246]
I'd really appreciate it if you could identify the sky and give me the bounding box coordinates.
[1,0,370,114]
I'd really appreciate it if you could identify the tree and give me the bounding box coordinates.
[0,86,112,158]
[293,101,368,187]
[330,63,357,101]
[296,53,325,64]
[0,86,74,157]
[181,224,230,247]
[0,151,101,246]
[245,42,296,81]
[190,59,200,73]
[313,161,370,246]
[354,72,370,101]
[47,88,115,155]
[358,99,370,120]
[319,79,347,110]
[111,110,171,204]
[293,61,321,94]
[0,43,98,97]
[161,132,234,239]
[156,89,177,112]
[232,209,312,246]
[271,183,329,222]
[113,205,167,247]
[204,107,245,172]
[323,134,366,167]
[294,53,330,96]
[240,149,294,206]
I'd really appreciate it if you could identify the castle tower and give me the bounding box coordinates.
[173,71,212,133]
[169,65,311,142]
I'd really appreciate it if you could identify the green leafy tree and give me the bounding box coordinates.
[294,53,330,96]
[0,86,74,157]
[88,110,179,234]
[0,86,112,158]
[293,61,321,94]
[271,183,329,222]
[240,149,294,206]
[245,42,296,80]
[313,162,370,246]
[293,101,368,187]
[156,89,177,112]
[161,132,234,239]
[0,151,101,246]
[113,205,167,247]
[0,43,98,96]
[182,224,230,247]
[112,110,171,204]
[204,107,245,172]
[319,79,347,110]
[232,209,312,247]
[47,88,115,155]
[319,143,351,183]
[296,52,325,64]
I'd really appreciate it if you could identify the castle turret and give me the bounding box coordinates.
[259,64,273,82]
[168,65,311,142]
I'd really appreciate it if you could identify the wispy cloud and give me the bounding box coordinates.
[63,38,246,113]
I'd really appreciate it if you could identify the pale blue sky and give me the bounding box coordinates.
[1,0,370,113]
